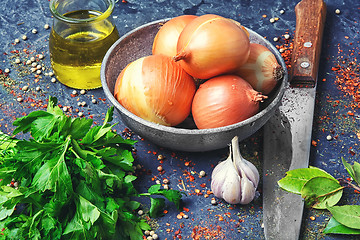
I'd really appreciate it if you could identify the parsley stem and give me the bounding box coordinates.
[71,138,87,159]
[138,193,151,196]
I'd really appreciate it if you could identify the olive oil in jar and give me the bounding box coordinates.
[49,10,119,89]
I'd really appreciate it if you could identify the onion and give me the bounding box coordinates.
[114,54,196,126]
[152,15,197,57]
[227,18,250,38]
[174,14,250,79]
[191,75,267,129]
[235,43,284,94]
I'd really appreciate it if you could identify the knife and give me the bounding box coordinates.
[262,0,326,239]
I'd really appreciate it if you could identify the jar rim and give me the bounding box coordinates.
[49,0,115,23]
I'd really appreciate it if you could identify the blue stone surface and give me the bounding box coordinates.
[0,0,359,239]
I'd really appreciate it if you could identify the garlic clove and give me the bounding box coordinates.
[211,158,228,179]
[211,155,234,199]
[221,166,241,204]
[231,136,259,188]
[239,169,256,204]
[237,158,259,188]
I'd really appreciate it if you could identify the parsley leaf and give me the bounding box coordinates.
[0,97,183,240]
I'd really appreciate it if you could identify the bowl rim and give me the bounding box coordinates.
[101,18,287,136]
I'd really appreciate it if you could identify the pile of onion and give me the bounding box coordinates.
[114,14,282,129]
[191,75,267,129]
[114,54,196,126]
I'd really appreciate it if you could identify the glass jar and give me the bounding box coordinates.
[49,0,119,89]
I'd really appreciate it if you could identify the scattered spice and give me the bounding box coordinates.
[191,225,225,240]
[332,56,360,110]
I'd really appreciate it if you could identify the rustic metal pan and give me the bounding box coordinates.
[101,18,287,152]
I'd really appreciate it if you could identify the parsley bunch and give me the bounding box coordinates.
[0,97,183,240]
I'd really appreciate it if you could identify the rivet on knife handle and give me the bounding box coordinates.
[290,0,326,88]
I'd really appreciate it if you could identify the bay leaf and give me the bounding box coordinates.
[278,166,335,194]
[342,158,356,181]
[342,158,360,186]
[352,162,360,186]
[300,176,343,209]
[323,217,360,235]
[327,205,360,230]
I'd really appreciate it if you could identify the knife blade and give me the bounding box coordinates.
[262,0,326,239]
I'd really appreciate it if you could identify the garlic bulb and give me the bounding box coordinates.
[211,136,259,204]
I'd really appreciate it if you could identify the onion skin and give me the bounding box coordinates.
[174,14,250,79]
[235,43,284,94]
[227,18,250,38]
[152,15,197,57]
[114,54,196,126]
[192,75,267,129]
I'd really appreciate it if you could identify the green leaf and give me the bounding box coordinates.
[29,209,44,239]
[106,198,120,212]
[63,210,88,237]
[80,108,115,145]
[160,189,184,211]
[124,175,137,184]
[97,170,122,189]
[12,111,51,135]
[0,205,16,221]
[80,124,115,145]
[149,197,165,218]
[138,219,151,231]
[31,138,73,197]
[0,186,24,220]
[0,168,16,187]
[46,96,63,117]
[342,158,357,182]
[301,176,343,209]
[30,113,59,141]
[96,147,134,171]
[41,213,62,239]
[148,184,162,193]
[103,107,114,126]
[97,208,118,237]
[0,132,18,151]
[353,162,360,186]
[14,141,58,178]
[126,200,141,211]
[278,166,336,194]
[120,217,146,240]
[327,205,360,229]
[78,195,100,225]
[323,216,360,235]
[147,184,184,210]
[342,158,360,186]
[68,117,93,140]
[76,181,104,209]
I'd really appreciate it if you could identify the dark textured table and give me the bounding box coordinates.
[0,0,359,239]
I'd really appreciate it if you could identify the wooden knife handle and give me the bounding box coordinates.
[290,0,326,88]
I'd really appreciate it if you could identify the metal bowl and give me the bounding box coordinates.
[101,18,287,152]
